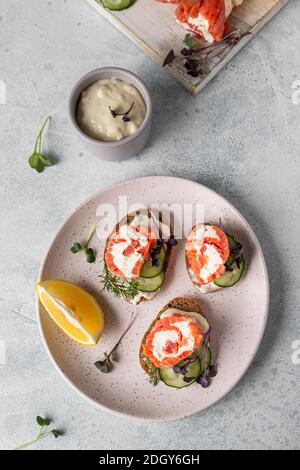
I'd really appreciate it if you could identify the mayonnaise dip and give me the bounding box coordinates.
[76,78,146,142]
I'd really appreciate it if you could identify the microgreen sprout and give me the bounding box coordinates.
[164,31,251,78]
[149,210,177,267]
[109,102,134,122]
[171,344,218,389]
[95,312,136,373]
[70,223,97,264]
[28,117,52,173]
[14,416,61,450]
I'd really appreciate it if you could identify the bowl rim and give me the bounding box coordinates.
[68,67,152,147]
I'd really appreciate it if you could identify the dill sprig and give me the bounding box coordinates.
[100,263,140,299]
[144,358,160,386]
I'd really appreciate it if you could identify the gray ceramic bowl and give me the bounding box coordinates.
[68,67,152,162]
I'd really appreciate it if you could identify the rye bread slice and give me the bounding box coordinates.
[139,296,207,373]
[103,208,173,305]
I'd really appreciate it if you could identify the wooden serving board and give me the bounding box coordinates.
[85,0,289,95]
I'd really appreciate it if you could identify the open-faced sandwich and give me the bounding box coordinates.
[185,223,245,294]
[176,0,244,43]
[140,297,217,388]
[102,208,177,304]
[154,0,244,43]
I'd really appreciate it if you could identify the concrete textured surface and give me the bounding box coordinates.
[0,0,299,450]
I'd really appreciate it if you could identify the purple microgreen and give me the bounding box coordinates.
[183,376,194,383]
[167,235,178,248]
[197,375,210,388]
[109,107,117,118]
[208,365,217,378]
[95,312,136,373]
[152,246,163,254]
[148,209,177,266]
[165,31,252,78]
[181,47,192,57]
[162,49,176,67]
[180,366,188,376]
[109,102,134,122]
[173,365,181,374]
[231,242,242,253]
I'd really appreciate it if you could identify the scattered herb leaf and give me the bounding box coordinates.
[70,223,97,264]
[100,263,140,299]
[14,416,61,450]
[28,117,52,173]
[95,313,136,373]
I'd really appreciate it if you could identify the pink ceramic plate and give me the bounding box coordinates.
[37,176,269,421]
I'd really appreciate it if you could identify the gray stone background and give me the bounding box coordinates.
[0,0,299,450]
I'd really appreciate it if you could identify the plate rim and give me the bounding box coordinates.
[36,175,270,422]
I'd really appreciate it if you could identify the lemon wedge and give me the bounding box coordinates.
[36,280,104,346]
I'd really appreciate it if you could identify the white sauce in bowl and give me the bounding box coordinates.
[76,78,146,142]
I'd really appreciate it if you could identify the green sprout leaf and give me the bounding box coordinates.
[94,355,110,373]
[14,416,61,450]
[70,224,96,264]
[36,416,51,427]
[183,34,195,50]
[70,242,82,253]
[85,247,96,263]
[28,117,52,173]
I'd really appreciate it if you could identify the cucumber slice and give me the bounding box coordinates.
[159,359,202,389]
[225,234,239,267]
[100,0,134,11]
[137,271,165,293]
[140,248,166,279]
[225,255,234,268]
[214,255,245,288]
[226,233,238,249]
